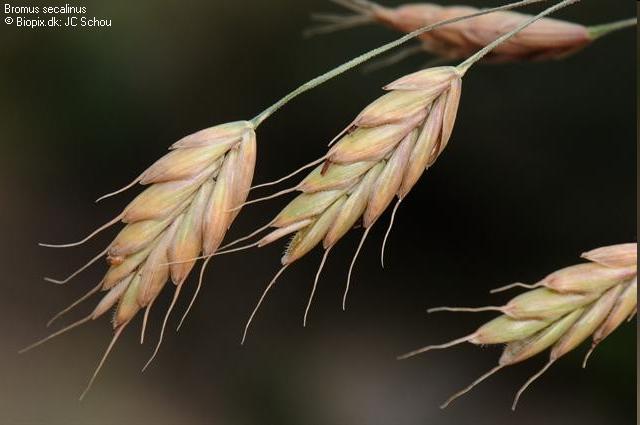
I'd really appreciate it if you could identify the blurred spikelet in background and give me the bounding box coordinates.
[309,0,634,65]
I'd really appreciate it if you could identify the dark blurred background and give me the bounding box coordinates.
[0,1,636,424]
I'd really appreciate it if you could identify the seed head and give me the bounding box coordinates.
[237,66,462,339]
[316,1,592,63]
[399,242,637,409]
[28,120,257,399]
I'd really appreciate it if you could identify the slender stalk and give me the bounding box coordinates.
[588,17,637,40]
[456,0,581,75]
[250,0,552,128]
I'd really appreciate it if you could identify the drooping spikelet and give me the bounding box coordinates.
[398,243,637,410]
[26,121,256,399]
[235,66,462,340]
[311,0,599,63]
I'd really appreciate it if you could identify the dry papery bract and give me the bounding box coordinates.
[398,243,637,410]
[310,0,627,64]
[226,66,462,342]
[25,121,256,399]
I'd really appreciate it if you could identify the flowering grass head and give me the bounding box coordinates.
[398,243,637,410]
[310,0,635,66]
[229,66,462,341]
[25,121,256,399]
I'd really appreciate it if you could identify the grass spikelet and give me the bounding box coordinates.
[312,1,636,64]
[25,121,257,398]
[239,66,463,337]
[399,243,637,409]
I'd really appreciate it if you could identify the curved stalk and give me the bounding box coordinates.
[250,0,553,128]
